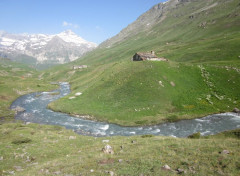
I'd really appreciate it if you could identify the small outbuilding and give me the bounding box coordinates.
[132,51,167,61]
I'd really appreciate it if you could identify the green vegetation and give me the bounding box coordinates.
[0,123,239,175]
[0,0,240,175]
[188,132,201,139]
[44,0,240,126]
[0,58,58,122]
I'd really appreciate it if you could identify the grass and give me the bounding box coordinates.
[0,122,239,176]
[43,0,240,126]
[0,1,240,175]
[0,58,58,122]
[47,60,240,126]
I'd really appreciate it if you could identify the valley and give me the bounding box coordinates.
[0,0,240,175]
[44,0,240,126]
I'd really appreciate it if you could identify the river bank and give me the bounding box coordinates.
[1,122,239,176]
[10,82,240,137]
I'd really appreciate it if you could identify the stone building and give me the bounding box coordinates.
[132,51,167,61]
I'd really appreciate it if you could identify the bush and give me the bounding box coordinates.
[12,137,32,144]
[141,134,154,138]
[135,120,148,125]
[188,132,201,139]
[167,115,178,122]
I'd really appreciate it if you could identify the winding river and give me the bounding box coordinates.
[11,82,240,137]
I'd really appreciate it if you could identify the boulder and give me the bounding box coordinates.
[13,106,25,113]
[221,150,230,155]
[233,108,240,113]
[102,145,114,154]
[176,168,186,174]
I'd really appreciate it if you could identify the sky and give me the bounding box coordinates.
[0,0,166,44]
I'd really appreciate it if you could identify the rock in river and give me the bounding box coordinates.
[13,106,25,113]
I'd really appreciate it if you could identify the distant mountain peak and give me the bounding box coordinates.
[0,31,97,68]
[56,30,97,48]
[59,30,76,36]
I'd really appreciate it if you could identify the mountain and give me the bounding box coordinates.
[100,0,178,48]
[100,0,239,49]
[0,30,97,69]
[46,0,240,126]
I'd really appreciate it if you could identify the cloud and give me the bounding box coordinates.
[62,21,79,28]
[95,26,102,31]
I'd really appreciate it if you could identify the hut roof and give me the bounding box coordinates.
[136,52,158,58]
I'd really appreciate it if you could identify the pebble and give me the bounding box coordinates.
[107,171,114,176]
[102,140,109,143]
[68,96,76,100]
[75,92,82,96]
[53,171,61,175]
[90,169,94,172]
[118,159,123,163]
[14,166,23,171]
[69,136,76,140]
[162,164,171,170]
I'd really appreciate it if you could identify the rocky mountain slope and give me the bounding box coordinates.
[0,30,97,68]
[100,0,239,48]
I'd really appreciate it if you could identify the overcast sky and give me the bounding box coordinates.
[0,0,166,44]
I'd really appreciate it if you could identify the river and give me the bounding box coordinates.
[10,82,240,137]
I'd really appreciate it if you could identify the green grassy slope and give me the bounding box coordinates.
[0,58,58,121]
[44,0,240,126]
[0,123,239,176]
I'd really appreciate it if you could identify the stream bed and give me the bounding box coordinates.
[11,82,240,137]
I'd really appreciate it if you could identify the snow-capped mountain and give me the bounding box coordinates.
[0,30,97,67]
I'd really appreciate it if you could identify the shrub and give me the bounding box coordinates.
[141,134,154,138]
[135,120,148,125]
[167,115,178,122]
[12,137,32,144]
[188,132,201,139]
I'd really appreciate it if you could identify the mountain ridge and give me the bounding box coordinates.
[0,30,97,68]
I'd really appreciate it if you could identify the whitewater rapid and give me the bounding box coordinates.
[11,82,240,137]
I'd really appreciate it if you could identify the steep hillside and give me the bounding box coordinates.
[45,0,240,126]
